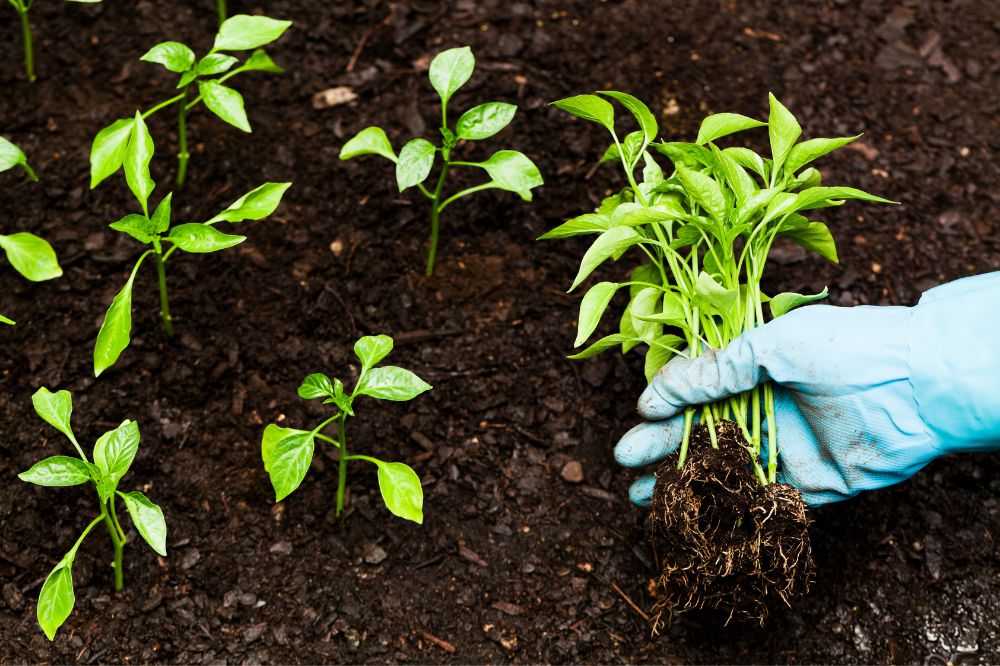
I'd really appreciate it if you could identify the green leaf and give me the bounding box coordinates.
[711,144,755,201]
[567,333,631,359]
[119,491,167,556]
[644,336,683,382]
[653,141,715,169]
[552,94,615,132]
[268,432,314,502]
[94,267,139,377]
[94,420,140,486]
[569,226,642,291]
[575,282,619,347]
[340,126,396,162]
[355,366,432,402]
[177,71,198,89]
[780,221,839,263]
[109,213,158,243]
[31,388,75,442]
[601,131,645,167]
[629,287,662,342]
[692,271,738,320]
[150,192,172,233]
[197,53,238,75]
[428,46,475,107]
[89,119,133,189]
[140,41,196,73]
[167,223,246,253]
[792,186,895,211]
[208,182,291,223]
[785,135,860,174]
[724,147,767,180]
[214,14,292,51]
[261,424,308,472]
[456,102,517,140]
[598,91,657,143]
[0,313,13,326]
[298,373,335,400]
[0,233,62,281]
[199,80,251,132]
[37,558,74,641]
[695,113,766,145]
[354,334,393,370]
[395,138,436,192]
[478,150,543,201]
[124,112,155,213]
[767,93,801,172]
[537,213,609,240]
[19,456,91,487]
[243,49,284,73]
[0,136,32,176]
[376,461,423,523]
[676,165,726,221]
[770,287,829,318]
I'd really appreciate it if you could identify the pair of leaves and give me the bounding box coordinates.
[90,113,155,208]
[552,91,658,147]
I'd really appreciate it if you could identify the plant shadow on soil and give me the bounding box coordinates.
[1,0,998,663]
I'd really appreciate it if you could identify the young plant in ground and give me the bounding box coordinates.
[92,112,290,375]
[262,335,431,523]
[340,46,543,276]
[90,13,291,187]
[7,0,100,83]
[19,388,167,640]
[1,136,61,325]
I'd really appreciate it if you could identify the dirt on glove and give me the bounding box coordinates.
[649,421,814,628]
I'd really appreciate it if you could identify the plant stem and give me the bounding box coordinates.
[764,383,778,483]
[425,163,450,277]
[335,415,348,519]
[177,89,190,186]
[677,408,694,468]
[101,505,125,592]
[216,0,227,24]
[155,251,174,337]
[14,3,35,83]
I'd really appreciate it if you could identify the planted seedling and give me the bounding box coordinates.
[7,0,100,83]
[19,388,167,640]
[92,112,290,375]
[263,335,431,523]
[340,45,543,276]
[90,13,291,186]
[1,136,61,325]
[545,91,893,622]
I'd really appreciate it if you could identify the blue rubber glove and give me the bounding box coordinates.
[615,272,1000,506]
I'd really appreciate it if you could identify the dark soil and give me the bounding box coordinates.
[1,0,998,663]
[650,422,813,627]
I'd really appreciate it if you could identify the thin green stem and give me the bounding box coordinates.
[176,88,190,186]
[425,163,450,277]
[216,0,227,24]
[10,1,35,83]
[141,93,185,120]
[764,383,778,483]
[437,182,497,211]
[100,504,125,592]
[68,514,105,561]
[335,415,348,519]
[155,250,174,337]
[344,454,381,465]
[703,405,718,449]
[677,408,694,468]
[21,163,38,182]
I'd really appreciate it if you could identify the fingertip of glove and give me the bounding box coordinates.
[628,475,655,506]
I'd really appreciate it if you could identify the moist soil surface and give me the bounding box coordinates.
[1,0,998,663]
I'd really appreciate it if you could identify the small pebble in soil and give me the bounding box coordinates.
[561,461,585,483]
[362,542,387,565]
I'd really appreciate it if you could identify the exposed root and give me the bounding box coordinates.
[649,421,814,629]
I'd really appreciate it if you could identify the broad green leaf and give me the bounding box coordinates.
[610,202,682,228]
[724,147,767,180]
[298,372,334,400]
[641,151,664,188]
[629,287,662,342]
[94,419,140,485]
[635,290,686,325]
[793,166,822,189]
[37,558,74,641]
[428,46,475,107]
[197,53,238,75]
[150,192,172,233]
[109,213,158,243]
[644,335,683,382]
[119,491,167,556]
[395,138,436,192]
[537,213,608,240]
[760,191,798,225]
[208,182,291,224]
[736,186,782,224]
[711,144,754,201]
[652,141,715,169]
[676,165,726,221]
[243,49,284,73]
[199,81,251,132]
[354,334,393,370]
[696,113,766,145]
[780,221,839,263]
[339,126,396,162]
[567,333,632,359]
[167,223,246,253]
[599,91,657,143]
[767,93,801,172]
[785,135,860,174]
[261,424,308,471]
[268,432,314,502]
[569,226,642,291]
[552,94,615,132]
[124,112,155,213]
[0,233,62,281]
[478,150,543,200]
[770,287,829,318]
[90,118,134,188]
[692,271,738,320]
[376,461,423,523]
[619,308,642,353]
[214,14,292,51]
[140,41,195,73]
[94,267,139,377]
[19,456,91,487]
[456,102,517,140]
[0,136,32,176]
[31,388,75,442]
[355,366,431,402]
[792,186,895,211]
[575,282,619,347]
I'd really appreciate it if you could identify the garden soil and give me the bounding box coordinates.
[1,0,998,663]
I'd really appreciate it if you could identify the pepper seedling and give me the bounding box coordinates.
[92,111,290,376]
[7,0,100,83]
[19,388,167,641]
[1,136,61,325]
[263,335,431,523]
[544,91,893,482]
[340,46,543,276]
[90,13,291,187]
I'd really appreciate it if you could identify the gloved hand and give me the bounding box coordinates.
[615,272,1000,506]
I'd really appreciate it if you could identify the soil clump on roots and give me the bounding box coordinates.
[650,421,814,628]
